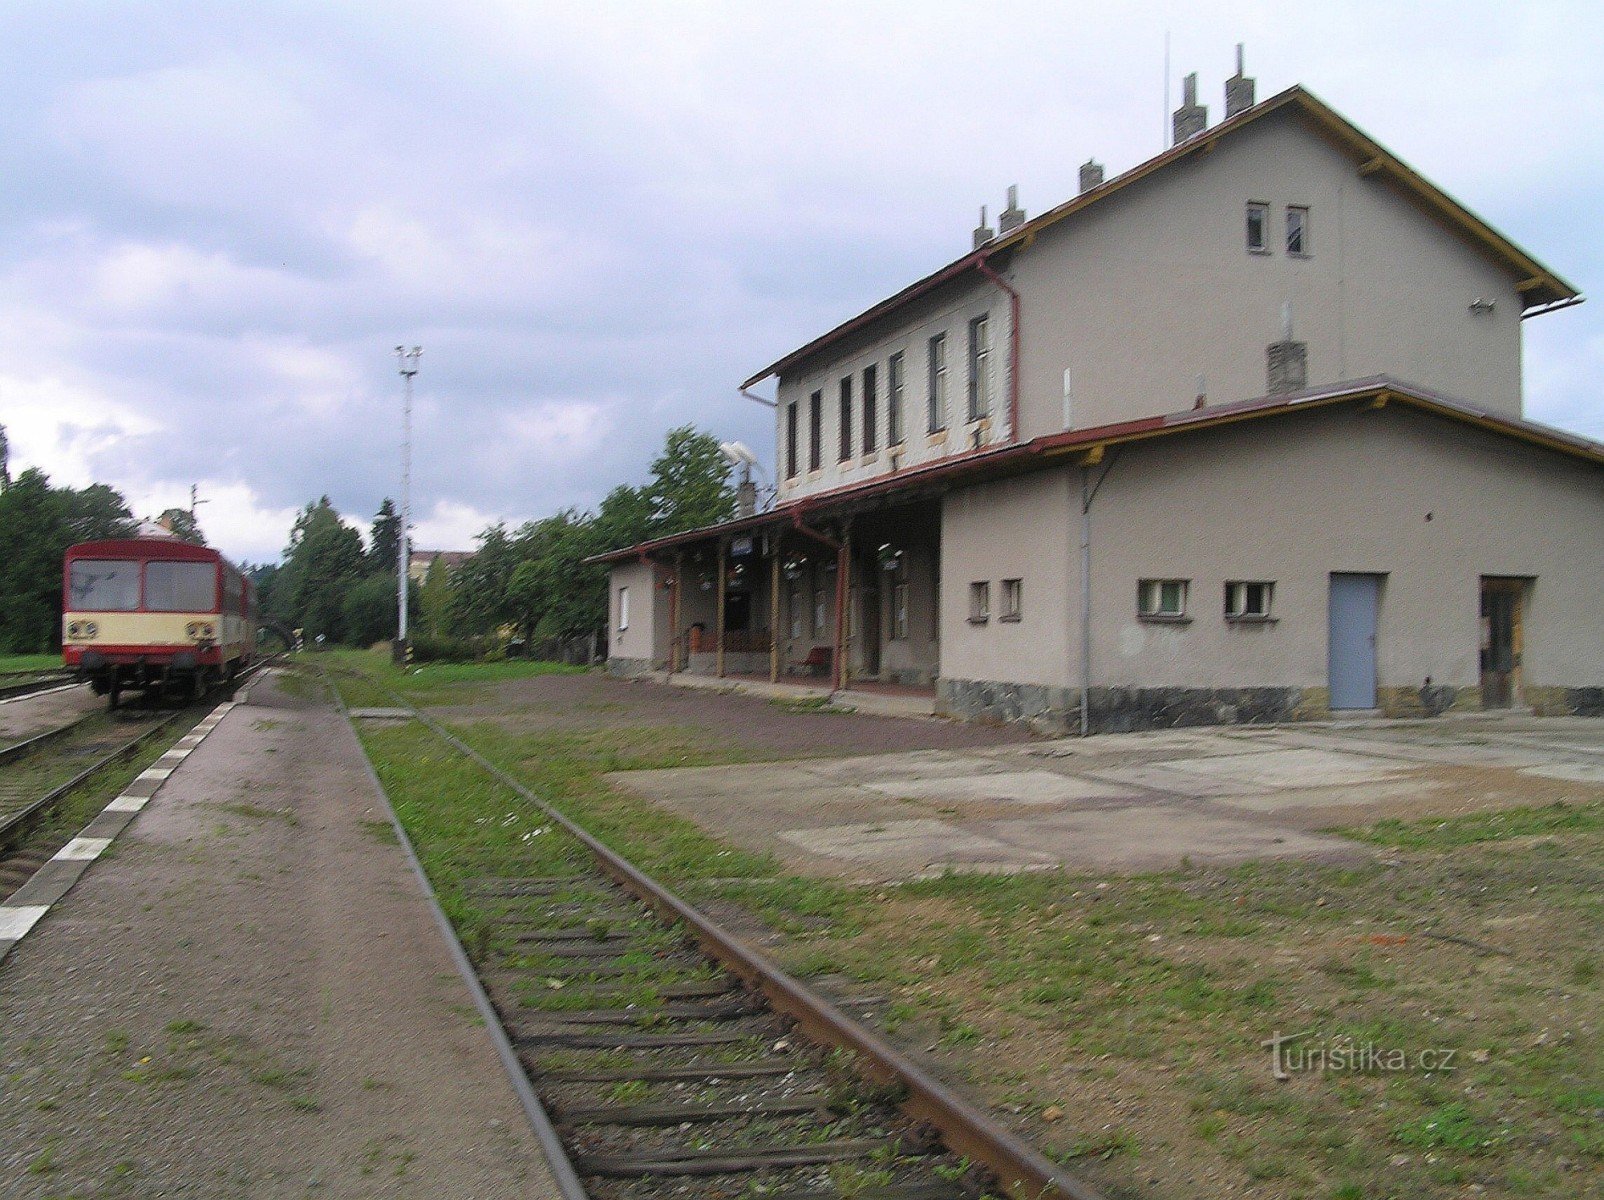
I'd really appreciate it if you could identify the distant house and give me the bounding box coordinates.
[594,72,1601,733]
[408,549,473,584]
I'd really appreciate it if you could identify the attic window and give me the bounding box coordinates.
[1246,202,1269,253]
[1286,207,1309,256]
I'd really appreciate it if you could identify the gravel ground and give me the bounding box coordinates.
[0,684,99,743]
[0,673,559,1199]
[425,671,1036,757]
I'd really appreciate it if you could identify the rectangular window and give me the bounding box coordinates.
[808,390,822,471]
[892,582,909,640]
[927,333,948,432]
[862,364,878,454]
[838,376,853,462]
[1138,578,1189,619]
[68,559,141,611]
[967,315,992,422]
[145,561,217,612]
[888,352,905,444]
[968,580,990,624]
[1000,578,1022,622]
[785,401,798,478]
[1286,206,1309,256]
[1246,201,1269,253]
[617,586,630,631]
[1225,580,1275,620]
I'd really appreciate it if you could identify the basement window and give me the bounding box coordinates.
[1225,580,1275,621]
[1138,578,1190,621]
[1000,578,1022,622]
[1286,206,1309,256]
[968,580,990,624]
[1246,202,1269,253]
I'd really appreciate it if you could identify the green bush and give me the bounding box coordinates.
[407,634,496,663]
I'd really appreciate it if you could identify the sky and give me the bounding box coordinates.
[2,1,1600,564]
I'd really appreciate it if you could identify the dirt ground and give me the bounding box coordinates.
[0,683,99,743]
[0,674,558,1199]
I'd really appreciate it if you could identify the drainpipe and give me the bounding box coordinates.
[715,536,729,679]
[790,510,846,693]
[974,256,1022,443]
[1079,469,1092,737]
[769,531,782,683]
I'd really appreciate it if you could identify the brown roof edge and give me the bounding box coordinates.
[741,87,1580,389]
[590,378,1604,567]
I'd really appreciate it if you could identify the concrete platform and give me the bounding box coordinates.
[0,672,559,1198]
[610,715,1604,882]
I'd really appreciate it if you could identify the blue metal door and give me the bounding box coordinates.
[1328,574,1380,709]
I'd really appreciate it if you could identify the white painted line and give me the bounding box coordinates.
[55,837,112,861]
[138,767,174,782]
[0,905,50,940]
[0,683,80,706]
[104,794,149,813]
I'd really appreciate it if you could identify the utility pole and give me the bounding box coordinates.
[189,483,209,522]
[394,346,422,665]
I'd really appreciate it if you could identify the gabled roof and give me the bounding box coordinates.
[590,377,1604,565]
[742,86,1581,388]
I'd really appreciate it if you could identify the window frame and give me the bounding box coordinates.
[968,580,990,625]
[1138,578,1191,621]
[784,400,798,478]
[617,586,630,631]
[808,390,823,471]
[1245,201,1270,254]
[1000,577,1022,622]
[144,561,219,613]
[862,363,878,454]
[1225,580,1276,622]
[927,333,948,433]
[1286,205,1309,257]
[967,314,992,423]
[887,352,905,445]
[838,375,853,462]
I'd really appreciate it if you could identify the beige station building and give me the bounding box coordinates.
[596,68,1603,734]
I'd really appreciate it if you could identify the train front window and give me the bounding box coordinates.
[69,560,141,610]
[145,561,216,611]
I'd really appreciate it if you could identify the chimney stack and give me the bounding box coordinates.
[737,478,758,518]
[972,205,995,250]
[1224,44,1256,118]
[1266,302,1308,395]
[998,185,1027,234]
[1172,72,1208,144]
[1078,158,1105,194]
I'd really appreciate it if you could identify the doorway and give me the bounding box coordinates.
[1480,577,1525,708]
[1328,573,1382,710]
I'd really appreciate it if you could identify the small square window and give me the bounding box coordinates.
[968,580,990,624]
[1226,580,1275,620]
[1286,206,1309,256]
[1000,578,1022,622]
[1246,202,1269,253]
[1138,578,1189,619]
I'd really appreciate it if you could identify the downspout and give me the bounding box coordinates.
[1076,447,1122,736]
[790,510,846,693]
[769,531,782,683]
[974,256,1022,443]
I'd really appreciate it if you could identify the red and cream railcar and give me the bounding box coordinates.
[62,535,256,707]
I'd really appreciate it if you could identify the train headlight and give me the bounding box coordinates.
[66,621,99,640]
[186,622,217,642]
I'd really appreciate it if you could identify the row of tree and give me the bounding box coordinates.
[0,421,735,656]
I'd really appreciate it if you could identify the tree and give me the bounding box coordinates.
[342,572,415,647]
[449,523,521,635]
[646,426,736,536]
[0,423,9,491]
[0,469,135,652]
[156,507,207,545]
[277,497,365,643]
[418,555,452,636]
[368,498,401,575]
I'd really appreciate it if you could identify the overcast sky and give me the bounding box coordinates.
[3,1,1599,563]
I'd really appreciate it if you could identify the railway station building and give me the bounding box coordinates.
[593,75,1604,733]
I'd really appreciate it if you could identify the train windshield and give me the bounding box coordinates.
[69,560,141,610]
[145,561,217,611]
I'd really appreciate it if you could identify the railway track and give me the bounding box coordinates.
[0,659,276,897]
[331,669,1104,1200]
[0,669,80,704]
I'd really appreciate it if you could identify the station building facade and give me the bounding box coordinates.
[596,80,1603,733]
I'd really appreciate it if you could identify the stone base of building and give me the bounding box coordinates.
[941,679,1308,734]
[606,656,657,678]
[1526,686,1604,717]
[684,651,772,676]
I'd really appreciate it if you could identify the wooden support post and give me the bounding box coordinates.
[669,552,683,675]
[769,532,782,684]
[832,542,848,694]
[715,537,728,679]
[839,523,852,692]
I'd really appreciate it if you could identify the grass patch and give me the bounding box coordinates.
[0,653,62,673]
[1341,801,1604,848]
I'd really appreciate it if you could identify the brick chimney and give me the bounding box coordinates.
[1078,159,1105,194]
[1172,72,1208,144]
[998,185,1026,234]
[1224,44,1256,118]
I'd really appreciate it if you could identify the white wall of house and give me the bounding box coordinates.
[607,560,669,669]
[1010,108,1526,439]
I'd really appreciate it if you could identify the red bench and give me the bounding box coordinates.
[801,646,833,677]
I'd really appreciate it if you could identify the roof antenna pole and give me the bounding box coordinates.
[1162,31,1171,153]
